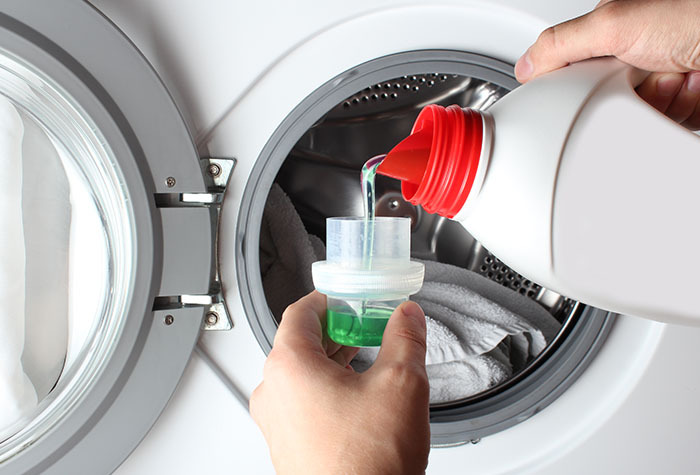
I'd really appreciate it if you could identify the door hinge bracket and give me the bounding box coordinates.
[152,281,232,331]
[153,157,236,331]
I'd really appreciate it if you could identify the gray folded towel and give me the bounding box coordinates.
[260,184,325,320]
[415,269,559,403]
[260,183,561,404]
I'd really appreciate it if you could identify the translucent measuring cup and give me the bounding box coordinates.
[312,217,424,346]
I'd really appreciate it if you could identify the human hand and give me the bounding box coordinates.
[250,291,430,475]
[514,0,700,129]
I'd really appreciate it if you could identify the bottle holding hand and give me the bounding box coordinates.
[378,58,700,325]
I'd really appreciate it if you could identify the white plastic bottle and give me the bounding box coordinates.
[377,57,700,325]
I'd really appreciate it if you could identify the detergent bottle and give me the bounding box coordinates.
[376,57,700,325]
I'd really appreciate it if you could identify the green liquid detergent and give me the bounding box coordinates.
[325,154,388,347]
[326,306,393,347]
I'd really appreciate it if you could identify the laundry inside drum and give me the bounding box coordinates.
[258,72,582,406]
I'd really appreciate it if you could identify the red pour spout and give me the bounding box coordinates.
[377,104,484,218]
[376,129,432,186]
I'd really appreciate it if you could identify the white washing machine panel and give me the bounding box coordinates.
[3,0,697,474]
[94,1,697,474]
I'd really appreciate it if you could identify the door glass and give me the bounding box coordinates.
[0,46,134,460]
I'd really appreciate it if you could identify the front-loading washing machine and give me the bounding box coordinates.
[1,1,698,474]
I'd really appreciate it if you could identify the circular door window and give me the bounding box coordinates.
[0,2,209,473]
[0,43,133,458]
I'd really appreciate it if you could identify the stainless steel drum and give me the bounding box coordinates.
[236,51,615,445]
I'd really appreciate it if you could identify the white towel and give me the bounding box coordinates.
[426,357,511,404]
[351,314,513,403]
[0,96,37,440]
[353,263,560,404]
[417,282,548,368]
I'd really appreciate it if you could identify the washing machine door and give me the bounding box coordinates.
[0,1,227,473]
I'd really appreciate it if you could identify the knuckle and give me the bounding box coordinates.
[262,349,286,377]
[537,26,557,50]
[382,362,428,390]
[263,345,302,380]
[591,1,634,57]
[685,41,700,70]
[280,305,293,322]
[535,24,571,60]
[593,4,622,51]
[281,300,304,321]
[248,386,264,424]
[594,0,621,24]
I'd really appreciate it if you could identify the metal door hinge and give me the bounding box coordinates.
[154,157,234,208]
[153,157,236,331]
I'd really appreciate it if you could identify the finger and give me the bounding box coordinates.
[329,346,360,367]
[515,5,621,82]
[326,339,355,358]
[372,301,427,370]
[274,291,327,355]
[681,95,700,131]
[665,72,700,123]
[323,337,343,357]
[635,72,686,114]
[323,327,346,356]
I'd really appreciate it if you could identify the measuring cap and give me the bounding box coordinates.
[312,217,424,300]
[376,104,485,218]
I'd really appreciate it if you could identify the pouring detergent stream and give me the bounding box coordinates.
[311,157,424,347]
[356,154,386,320]
[360,154,386,271]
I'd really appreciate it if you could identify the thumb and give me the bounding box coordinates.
[515,5,618,82]
[373,301,427,369]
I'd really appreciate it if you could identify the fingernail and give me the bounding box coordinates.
[515,49,533,82]
[657,74,684,96]
[687,71,700,94]
[401,301,425,323]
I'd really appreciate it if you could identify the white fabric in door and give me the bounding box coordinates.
[0,95,37,441]
[21,113,71,400]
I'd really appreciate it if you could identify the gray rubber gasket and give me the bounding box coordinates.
[236,50,615,444]
[0,1,209,473]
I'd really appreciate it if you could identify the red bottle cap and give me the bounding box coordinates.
[377,104,483,218]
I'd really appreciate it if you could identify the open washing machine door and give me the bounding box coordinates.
[218,47,617,445]
[0,1,230,473]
